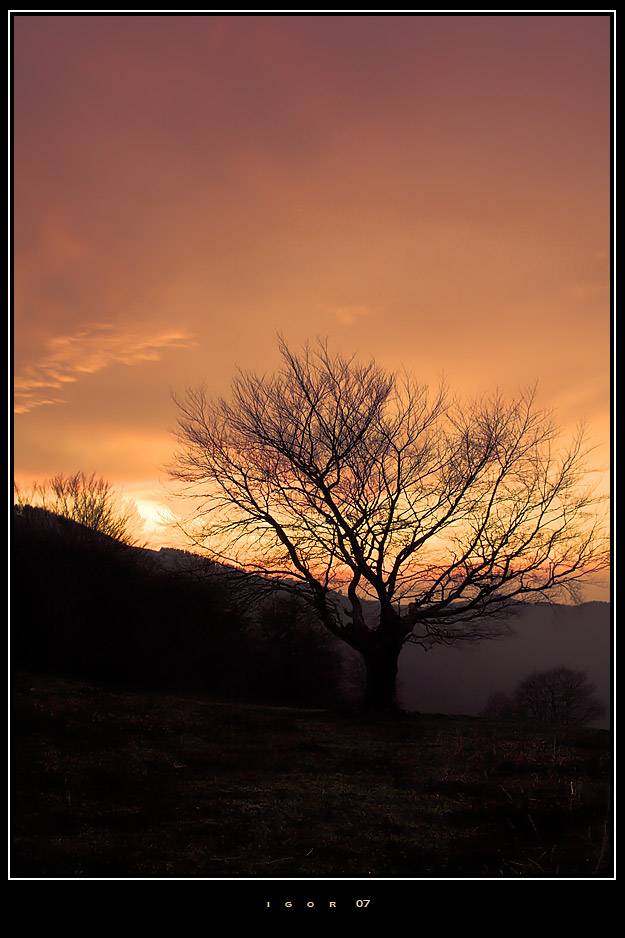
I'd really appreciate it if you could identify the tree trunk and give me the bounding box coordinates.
[363,642,403,716]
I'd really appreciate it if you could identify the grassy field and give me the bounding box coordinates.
[11,670,613,880]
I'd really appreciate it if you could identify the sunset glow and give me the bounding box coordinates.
[13,14,612,594]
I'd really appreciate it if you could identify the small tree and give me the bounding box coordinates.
[168,336,608,715]
[513,667,607,726]
[14,471,142,546]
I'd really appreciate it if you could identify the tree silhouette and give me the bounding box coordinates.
[513,667,607,726]
[14,471,142,546]
[168,337,608,715]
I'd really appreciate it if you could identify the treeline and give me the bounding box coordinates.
[12,506,351,707]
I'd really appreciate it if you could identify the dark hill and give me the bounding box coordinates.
[12,506,252,695]
[11,507,347,708]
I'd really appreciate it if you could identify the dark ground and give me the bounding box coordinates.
[11,670,613,881]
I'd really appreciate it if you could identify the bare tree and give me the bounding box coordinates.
[14,471,142,546]
[513,667,607,726]
[168,337,609,714]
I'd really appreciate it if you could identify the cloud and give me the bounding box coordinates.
[328,304,375,325]
[14,396,69,415]
[14,322,197,414]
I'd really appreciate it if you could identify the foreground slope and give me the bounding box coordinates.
[11,672,612,879]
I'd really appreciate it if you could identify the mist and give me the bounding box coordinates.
[398,601,611,728]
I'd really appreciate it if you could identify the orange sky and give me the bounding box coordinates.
[13,14,612,567]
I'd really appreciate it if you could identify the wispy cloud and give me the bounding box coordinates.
[14,322,197,414]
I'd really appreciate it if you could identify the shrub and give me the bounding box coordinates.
[482,667,607,726]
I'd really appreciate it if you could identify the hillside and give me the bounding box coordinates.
[12,506,611,724]
[10,512,614,881]
[11,506,349,707]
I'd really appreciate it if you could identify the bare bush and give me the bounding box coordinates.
[483,667,607,726]
[514,667,607,726]
[14,471,142,546]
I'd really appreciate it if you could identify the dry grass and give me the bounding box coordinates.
[11,671,613,879]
